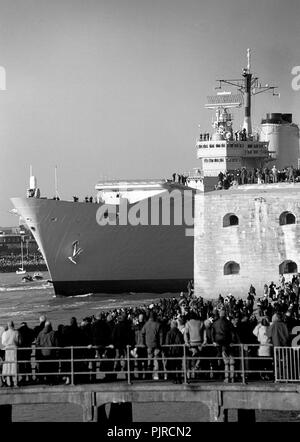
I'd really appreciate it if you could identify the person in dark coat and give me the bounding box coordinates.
[35,321,59,384]
[201,318,218,380]
[165,320,184,383]
[236,314,257,379]
[112,312,135,375]
[62,317,86,384]
[17,322,35,385]
[212,310,235,382]
[141,311,164,380]
[90,312,115,381]
[133,313,147,380]
[267,312,290,378]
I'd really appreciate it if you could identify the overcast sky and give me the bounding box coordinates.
[1,0,300,226]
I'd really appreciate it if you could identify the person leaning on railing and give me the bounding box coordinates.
[112,312,135,378]
[211,309,235,383]
[164,320,184,384]
[267,313,290,347]
[90,313,114,382]
[62,317,90,385]
[141,311,164,380]
[133,314,147,380]
[253,317,272,380]
[184,310,204,380]
[35,321,59,385]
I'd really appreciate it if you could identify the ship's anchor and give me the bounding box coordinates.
[68,240,83,264]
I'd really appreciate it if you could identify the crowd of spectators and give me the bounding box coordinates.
[215,165,300,190]
[0,275,299,387]
[0,254,46,272]
[172,173,189,186]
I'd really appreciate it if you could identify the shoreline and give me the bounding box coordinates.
[0,263,48,273]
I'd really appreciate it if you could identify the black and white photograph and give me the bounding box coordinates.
[0,0,300,427]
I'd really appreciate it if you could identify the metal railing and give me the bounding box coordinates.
[0,343,298,387]
[274,346,300,382]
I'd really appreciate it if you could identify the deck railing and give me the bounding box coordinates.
[0,343,298,386]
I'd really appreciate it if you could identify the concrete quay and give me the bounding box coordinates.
[0,382,299,422]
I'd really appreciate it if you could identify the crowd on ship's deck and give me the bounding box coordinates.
[0,275,299,387]
[215,165,300,190]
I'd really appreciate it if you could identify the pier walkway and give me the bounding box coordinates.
[0,344,299,421]
[0,381,300,422]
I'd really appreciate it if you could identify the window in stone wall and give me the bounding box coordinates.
[279,260,298,274]
[223,213,239,227]
[224,261,240,275]
[279,211,296,225]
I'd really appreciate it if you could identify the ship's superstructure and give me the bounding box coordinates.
[260,113,300,169]
[188,49,280,191]
[11,50,299,296]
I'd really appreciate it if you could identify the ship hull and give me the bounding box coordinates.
[11,191,194,297]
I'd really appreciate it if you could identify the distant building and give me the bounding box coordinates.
[0,225,39,256]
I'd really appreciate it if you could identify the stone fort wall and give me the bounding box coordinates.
[194,184,300,298]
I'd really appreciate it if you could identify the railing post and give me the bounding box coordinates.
[274,346,278,382]
[183,344,187,384]
[127,345,131,385]
[15,347,18,386]
[71,346,74,386]
[241,344,245,384]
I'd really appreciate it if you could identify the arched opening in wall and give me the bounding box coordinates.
[279,211,296,225]
[279,260,298,274]
[223,213,239,227]
[224,261,240,275]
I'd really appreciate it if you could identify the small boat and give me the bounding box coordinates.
[33,272,43,280]
[22,274,33,282]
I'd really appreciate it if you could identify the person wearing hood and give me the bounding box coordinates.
[184,310,204,379]
[267,313,290,347]
[35,321,59,384]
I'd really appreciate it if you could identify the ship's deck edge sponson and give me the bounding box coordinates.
[53,279,191,296]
